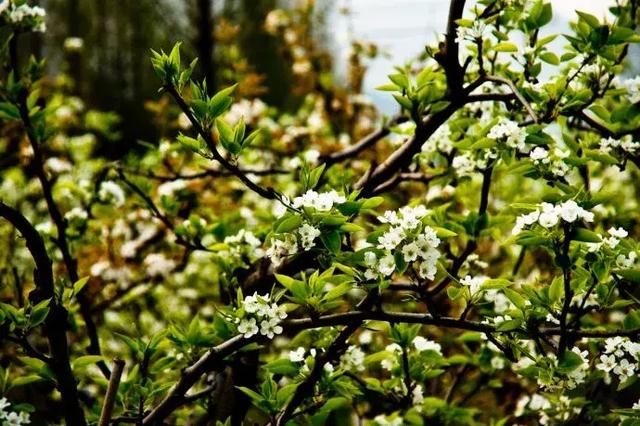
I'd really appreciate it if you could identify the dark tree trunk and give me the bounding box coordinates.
[196,0,215,89]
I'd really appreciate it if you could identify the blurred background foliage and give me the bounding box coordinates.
[9,0,347,157]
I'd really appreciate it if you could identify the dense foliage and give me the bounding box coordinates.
[2,0,640,425]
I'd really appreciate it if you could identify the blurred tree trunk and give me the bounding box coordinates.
[196,0,215,89]
[66,0,82,95]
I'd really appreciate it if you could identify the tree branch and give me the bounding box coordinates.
[483,75,539,124]
[0,202,87,426]
[164,85,282,202]
[321,115,407,165]
[98,358,125,426]
[13,67,109,378]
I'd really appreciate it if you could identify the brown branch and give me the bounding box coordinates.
[483,75,539,123]
[273,291,379,425]
[117,168,209,251]
[98,359,125,426]
[14,73,109,378]
[558,224,574,355]
[437,0,466,96]
[121,167,289,182]
[322,115,407,165]
[355,103,460,197]
[0,202,87,426]
[428,166,493,296]
[164,85,281,202]
[141,303,640,424]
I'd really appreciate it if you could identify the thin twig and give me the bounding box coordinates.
[99,359,126,426]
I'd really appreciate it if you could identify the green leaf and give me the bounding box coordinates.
[243,129,263,148]
[376,83,400,92]
[576,11,600,28]
[169,42,182,69]
[557,350,584,373]
[177,133,202,152]
[392,94,413,110]
[614,269,640,284]
[504,288,526,310]
[433,227,457,238]
[0,102,20,120]
[548,276,563,304]
[237,386,264,403]
[72,355,105,370]
[307,164,326,190]
[388,73,409,90]
[73,277,90,296]
[323,282,352,301]
[539,51,559,65]
[361,197,384,210]
[275,215,302,233]
[493,42,518,53]
[447,286,464,301]
[10,375,45,389]
[573,228,601,243]
[28,299,50,328]
[623,310,640,330]
[495,318,522,332]
[275,274,297,288]
[339,223,364,233]
[320,230,341,255]
[265,359,300,376]
[536,3,553,27]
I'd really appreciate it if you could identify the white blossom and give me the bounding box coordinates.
[487,118,527,152]
[530,147,549,164]
[237,293,287,339]
[98,181,126,207]
[298,223,321,250]
[292,190,346,211]
[377,254,396,276]
[412,336,442,354]
[622,75,640,104]
[144,253,176,277]
[460,275,486,296]
[340,345,365,372]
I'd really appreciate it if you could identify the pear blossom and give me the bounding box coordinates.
[98,181,126,207]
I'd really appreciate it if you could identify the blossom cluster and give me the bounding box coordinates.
[0,398,30,426]
[455,21,492,44]
[487,118,528,153]
[236,293,287,339]
[266,190,348,266]
[596,336,640,384]
[529,146,570,177]
[340,345,366,372]
[459,274,488,297]
[291,189,346,211]
[523,347,590,391]
[621,75,640,104]
[515,393,580,425]
[512,200,594,234]
[143,253,176,278]
[219,229,265,266]
[363,206,440,280]
[0,0,46,32]
[64,206,88,232]
[421,124,453,154]
[287,346,336,375]
[381,336,442,372]
[265,221,322,266]
[599,135,640,155]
